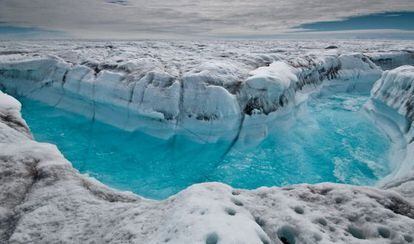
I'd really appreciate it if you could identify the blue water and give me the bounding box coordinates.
[19,92,391,199]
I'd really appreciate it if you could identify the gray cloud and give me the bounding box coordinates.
[0,0,413,38]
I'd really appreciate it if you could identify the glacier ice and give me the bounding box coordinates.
[1,40,414,243]
[2,40,409,143]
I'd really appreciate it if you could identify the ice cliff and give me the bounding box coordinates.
[2,41,412,143]
[1,40,414,243]
[365,66,414,196]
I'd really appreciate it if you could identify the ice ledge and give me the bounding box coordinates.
[0,50,386,143]
[1,78,414,244]
[365,66,414,192]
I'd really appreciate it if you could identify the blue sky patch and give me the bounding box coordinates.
[296,12,414,32]
[0,25,65,39]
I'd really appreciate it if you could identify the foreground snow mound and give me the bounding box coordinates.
[1,77,414,244]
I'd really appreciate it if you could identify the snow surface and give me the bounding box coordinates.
[1,40,414,243]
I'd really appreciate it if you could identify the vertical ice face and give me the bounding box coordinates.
[370,65,414,135]
[179,61,244,141]
[0,41,411,143]
[240,61,297,115]
[368,51,414,70]
[366,65,414,187]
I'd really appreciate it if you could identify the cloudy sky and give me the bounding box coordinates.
[0,0,414,39]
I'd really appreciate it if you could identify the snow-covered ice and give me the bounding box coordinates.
[0,40,412,143]
[1,40,414,243]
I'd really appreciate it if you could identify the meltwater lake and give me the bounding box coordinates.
[20,91,391,199]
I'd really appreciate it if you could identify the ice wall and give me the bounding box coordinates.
[369,51,414,70]
[0,50,387,143]
[365,66,414,190]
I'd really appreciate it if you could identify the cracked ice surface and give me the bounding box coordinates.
[0,40,414,243]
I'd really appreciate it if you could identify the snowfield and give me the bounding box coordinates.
[1,40,414,243]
